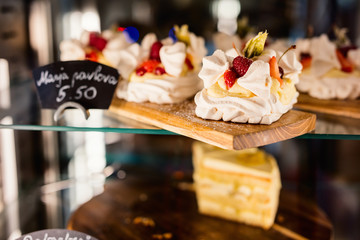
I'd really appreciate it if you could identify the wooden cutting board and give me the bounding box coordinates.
[109,98,316,150]
[67,166,333,240]
[295,93,360,119]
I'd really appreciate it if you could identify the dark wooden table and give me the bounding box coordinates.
[68,167,333,240]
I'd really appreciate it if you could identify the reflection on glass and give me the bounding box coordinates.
[29,0,53,65]
[0,117,20,239]
[212,0,241,35]
[0,59,10,109]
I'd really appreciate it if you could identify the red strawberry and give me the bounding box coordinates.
[94,37,107,51]
[336,49,354,73]
[89,32,98,47]
[140,60,160,73]
[136,67,146,76]
[224,68,239,89]
[232,56,253,77]
[154,67,166,75]
[89,32,107,51]
[150,41,163,61]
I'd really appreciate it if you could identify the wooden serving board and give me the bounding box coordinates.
[109,98,316,150]
[295,93,360,119]
[68,166,333,240]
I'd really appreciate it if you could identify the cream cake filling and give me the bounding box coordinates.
[117,71,203,104]
[195,49,301,124]
[295,35,360,100]
[192,142,281,229]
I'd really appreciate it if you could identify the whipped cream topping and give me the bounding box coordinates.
[188,33,208,66]
[116,31,207,104]
[60,39,85,61]
[295,35,360,100]
[348,48,360,69]
[198,50,230,88]
[296,73,360,100]
[195,49,300,124]
[258,49,302,84]
[117,72,203,104]
[159,42,186,77]
[59,30,130,65]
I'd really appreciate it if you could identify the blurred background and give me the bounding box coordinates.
[0,0,360,239]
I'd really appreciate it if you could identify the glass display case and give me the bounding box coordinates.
[1,0,360,239]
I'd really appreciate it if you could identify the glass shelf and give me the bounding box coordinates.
[1,80,360,140]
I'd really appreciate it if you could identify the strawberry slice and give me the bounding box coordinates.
[269,56,283,87]
[336,49,354,73]
[139,60,160,73]
[224,68,239,89]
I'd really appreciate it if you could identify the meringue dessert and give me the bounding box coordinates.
[192,141,281,229]
[116,25,207,104]
[195,32,302,124]
[295,34,360,100]
[60,29,131,66]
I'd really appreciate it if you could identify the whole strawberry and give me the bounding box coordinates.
[232,56,253,77]
[150,41,163,61]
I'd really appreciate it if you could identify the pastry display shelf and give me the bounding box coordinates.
[1,79,360,140]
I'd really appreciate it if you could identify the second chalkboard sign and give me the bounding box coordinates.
[33,60,120,110]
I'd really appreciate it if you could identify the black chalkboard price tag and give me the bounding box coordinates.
[33,60,120,110]
[16,229,98,240]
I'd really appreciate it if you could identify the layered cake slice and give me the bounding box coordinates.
[192,141,281,229]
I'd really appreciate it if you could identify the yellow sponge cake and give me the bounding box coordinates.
[192,141,281,229]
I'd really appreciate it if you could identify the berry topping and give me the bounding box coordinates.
[150,41,163,61]
[89,32,107,51]
[140,60,160,73]
[232,56,253,77]
[224,68,239,89]
[269,56,283,86]
[300,53,312,69]
[154,67,166,75]
[185,57,194,70]
[338,45,357,58]
[136,67,146,76]
[85,51,98,62]
[336,49,354,73]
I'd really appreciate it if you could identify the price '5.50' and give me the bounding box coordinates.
[56,84,97,102]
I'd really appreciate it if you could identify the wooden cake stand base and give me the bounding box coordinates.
[68,167,333,240]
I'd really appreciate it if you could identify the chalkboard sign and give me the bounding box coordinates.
[16,229,98,240]
[33,60,120,109]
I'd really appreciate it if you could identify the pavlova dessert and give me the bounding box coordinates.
[195,32,302,124]
[295,32,360,100]
[60,28,131,66]
[115,25,207,104]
